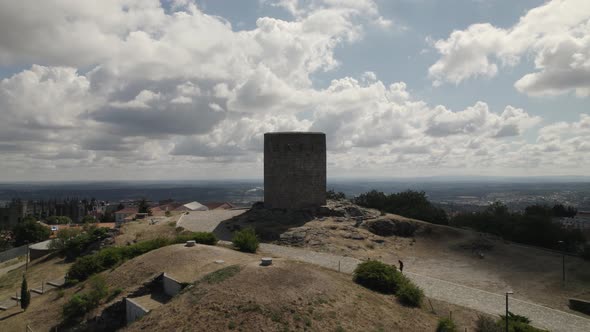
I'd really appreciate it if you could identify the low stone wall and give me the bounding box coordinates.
[126,297,150,324]
[569,298,590,315]
[162,273,182,297]
[0,245,27,263]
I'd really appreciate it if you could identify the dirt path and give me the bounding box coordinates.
[257,243,590,332]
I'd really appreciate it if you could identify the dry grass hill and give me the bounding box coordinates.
[0,243,479,331]
[1,199,588,331]
[218,200,590,314]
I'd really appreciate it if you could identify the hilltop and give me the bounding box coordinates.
[1,243,478,331]
[215,199,590,314]
[1,199,588,331]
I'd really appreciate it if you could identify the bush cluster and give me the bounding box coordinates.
[353,260,424,307]
[498,312,548,332]
[353,190,448,225]
[12,218,51,246]
[451,202,586,253]
[51,226,110,261]
[475,315,502,332]
[353,260,398,294]
[45,215,72,225]
[232,227,259,253]
[395,278,424,307]
[174,231,218,245]
[62,275,108,322]
[66,232,217,283]
[326,189,346,200]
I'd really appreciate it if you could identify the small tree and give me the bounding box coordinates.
[326,189,346,200]
[13,219,51,246]
[81,215,97,224]
[138,198,151,214]
[49,228,83,251]
[20,275,31,311]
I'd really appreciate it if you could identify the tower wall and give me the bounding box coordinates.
[264,132,326,209]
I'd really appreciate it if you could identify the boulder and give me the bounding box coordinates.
[364,219,417,237]
[365,219,397,236]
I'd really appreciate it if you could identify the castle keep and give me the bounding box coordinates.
[264,132,326,209]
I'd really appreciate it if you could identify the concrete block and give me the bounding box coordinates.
[261,257,273,266]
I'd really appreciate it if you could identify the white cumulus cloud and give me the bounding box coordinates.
[428,0,590,97]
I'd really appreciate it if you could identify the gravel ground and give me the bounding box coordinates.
[258,243,590,332]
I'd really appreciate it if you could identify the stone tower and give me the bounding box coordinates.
[264,132,326,209]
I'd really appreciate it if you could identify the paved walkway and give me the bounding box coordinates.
[258,243,590,332]
[177,210,246,233]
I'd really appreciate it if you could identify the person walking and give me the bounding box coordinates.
[398,260,404,273]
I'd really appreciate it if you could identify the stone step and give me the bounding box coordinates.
[46,281,63,288]
[0,306,8,311]
[31,288,43,295]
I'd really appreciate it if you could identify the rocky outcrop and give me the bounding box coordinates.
[363,218,418,237]
[219,199,385,245]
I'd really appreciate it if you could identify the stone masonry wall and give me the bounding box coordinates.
[264,132,326,209]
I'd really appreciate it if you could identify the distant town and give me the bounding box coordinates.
[0,197,240,229]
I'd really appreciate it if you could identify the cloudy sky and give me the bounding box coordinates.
[0,0,588,181]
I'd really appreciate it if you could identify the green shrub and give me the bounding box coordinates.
[95,247,124,267]
[12,219,51,246]
[396,281,424,307]
[232,227,259,253]
[192,232,218,245]
[51,226,110,261]
[436,317,457,332]
[86,275,108,307]
[62,275,109,322]
[66,233,217,284]
[475,315,502,332]
[66,237,171,283]
[175,232,218,245]
[353,261,398,294]
[106,288,123,302]
[123,237,171,259]
[67,255,105,282]
[63,294,89,322]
